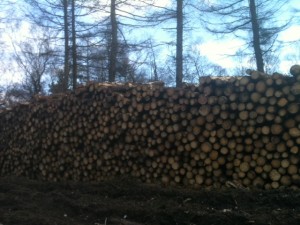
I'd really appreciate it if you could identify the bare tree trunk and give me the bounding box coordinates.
[71,0,77,90]
[249,0,264,73]
[153,59,158,81]
[32,75,42,95]
[176,0,183,87]
[149,39,158,81]
[109,0,118,82]
[63,0,70,91]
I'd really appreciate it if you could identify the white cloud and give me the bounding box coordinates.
[196,39,244,68]
[202,0,217,6]
[278,25,300,42]
[153,0,171,8]
[279,61,293,74]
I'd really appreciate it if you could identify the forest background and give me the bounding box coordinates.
[0,0,299,105]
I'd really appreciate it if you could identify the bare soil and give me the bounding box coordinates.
[0,176,300,225]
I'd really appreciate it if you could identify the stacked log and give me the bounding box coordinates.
[0,67,300,189]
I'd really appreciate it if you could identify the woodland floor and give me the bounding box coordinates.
[0,176,300,225]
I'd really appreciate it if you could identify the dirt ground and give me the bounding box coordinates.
[0,176,300,225]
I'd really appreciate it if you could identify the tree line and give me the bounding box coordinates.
[0,0,297,105]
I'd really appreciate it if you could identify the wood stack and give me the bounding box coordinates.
[0,67,300,190]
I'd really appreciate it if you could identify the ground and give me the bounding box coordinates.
[0,176,300,225]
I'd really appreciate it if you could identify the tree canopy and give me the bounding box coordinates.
[0,0,297,103]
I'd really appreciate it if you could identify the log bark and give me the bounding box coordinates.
[1,68,300,190]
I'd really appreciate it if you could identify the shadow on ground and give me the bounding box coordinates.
[0,176,300,225]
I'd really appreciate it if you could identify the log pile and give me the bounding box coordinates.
[0,66,300,189]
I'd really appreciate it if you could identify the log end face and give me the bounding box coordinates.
[290,64,300,78]
[291,83,300,95]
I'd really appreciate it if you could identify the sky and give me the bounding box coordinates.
[0,0,299,86]
[197,23,300,72]
[196,0,300,74]
[126,0,300,75]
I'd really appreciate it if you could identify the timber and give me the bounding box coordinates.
[0,66,300,189]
